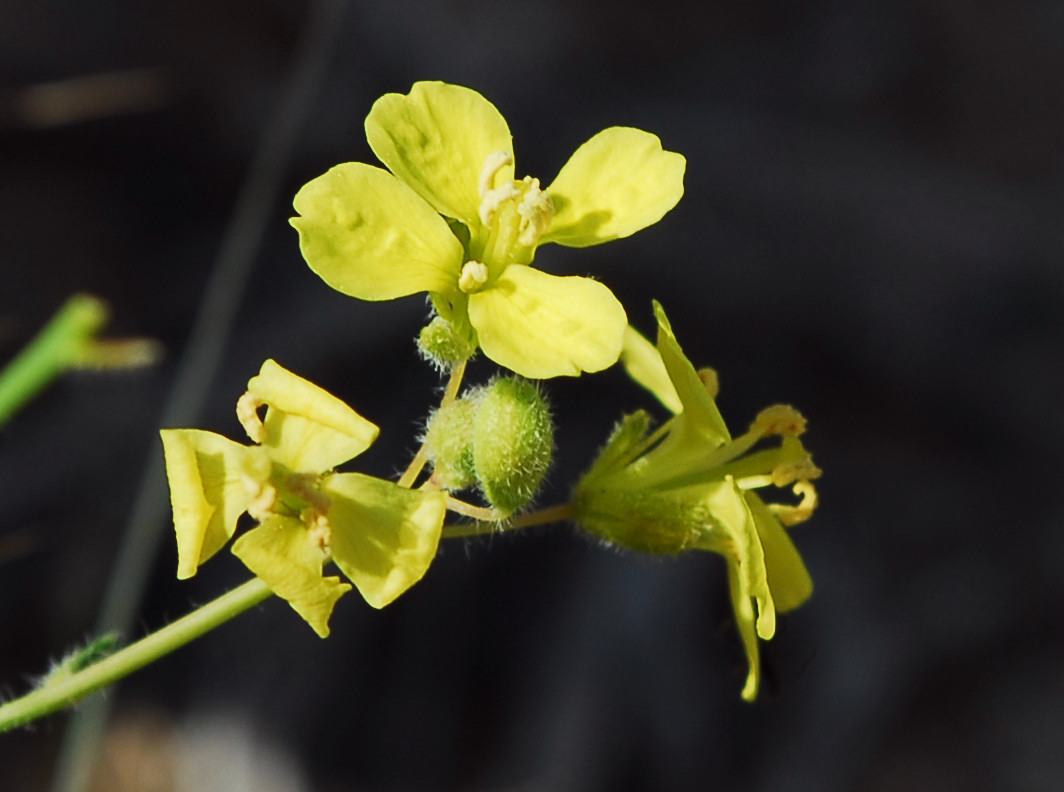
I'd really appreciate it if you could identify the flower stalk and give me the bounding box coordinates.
[0,578,272,734]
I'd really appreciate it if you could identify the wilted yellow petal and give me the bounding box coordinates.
[231,515,351,638]
[292,162,463,301]
[160,429,251,579]
[247,359,379,472]
[746,491,813,613]
[543,127,685,247]
[620,324,682,413]
[696,479,775,640]
[727,561,762,702]
[324,473,446,608]
[366,81,514,226]
[467,265,626,378]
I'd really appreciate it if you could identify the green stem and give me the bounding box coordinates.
[445,496,505,522]
[0,578,272,733]
[442,502,573,538]
[0,295,107,427]
[397,359,468,489]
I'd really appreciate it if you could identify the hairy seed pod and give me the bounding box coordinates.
[472,377,554,516]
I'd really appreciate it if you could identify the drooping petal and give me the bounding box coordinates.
[620,324,682,413]
[703,478,775,702]
[291,162,463,301]
[746,491,813,613]
[542,127,685,247]
[693,478,775,640]
[247,359,379,472]
[366,81,514,226]
[231,515,351,638]
[160,429,251,579]
[727,560,762,702]
[323,473,446,608]
[467,265,626,378]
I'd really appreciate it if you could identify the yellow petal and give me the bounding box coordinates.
[291,162,463,300]
[695,479,775,640]
[746,492,813,613]
[160,429,251,579]
[727,560,762,702]
[467,265,626,378]
[231,515,351,638]
[620,324,682,413]
[366,81,514,226]
[653,301,730,446]
[247,359,379,472]
[324,473,446,608]
[543,127,685,247]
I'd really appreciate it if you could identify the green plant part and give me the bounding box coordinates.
[424,397,478,489]
[424,376,555,517]
[573,301,819,702]
[472,377,554,516]
[417,315,477,370]
[0,294,159,427]
[37,634,118,689]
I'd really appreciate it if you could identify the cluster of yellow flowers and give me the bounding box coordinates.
[160,81,819,701]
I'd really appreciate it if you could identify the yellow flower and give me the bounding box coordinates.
[291,81,686,379]
[574,303,818,700]
[160,360,447,636]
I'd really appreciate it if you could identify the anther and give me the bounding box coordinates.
[478,150,519,225]
[770,457,823,487]
[244,480,278,522]
[516,177,554,246]
[458,261,490,293]
[478,150,513,196]
[303,509,332,553]
[751,405,807,437]
[697,368,720,400]
[236,392,267,443]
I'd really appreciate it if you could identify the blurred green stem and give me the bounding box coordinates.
[0,294,157,427]
[0,578,272,733]
[0,295,108,427]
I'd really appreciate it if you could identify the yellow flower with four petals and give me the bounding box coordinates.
[291,81,686,379]
[160,360,447,636]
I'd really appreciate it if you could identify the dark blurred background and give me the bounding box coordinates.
[3,0,1064,790]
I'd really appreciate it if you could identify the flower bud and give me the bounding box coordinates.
[424,398,477,490]
[417,316,475,369]
[472,377,554,516]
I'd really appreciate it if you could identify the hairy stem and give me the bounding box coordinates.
[397,358,467,488]
[442,502,574,538]
[0,578,272,734]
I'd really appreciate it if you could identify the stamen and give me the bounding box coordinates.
[244,480,277,521]
[458,260,489,293]
[236,391,266,443]
[769,481,819,525]
[697,368,719,400]
[750,405,807,437]
[516,177,554,246]
[303,508,332,554]
[478,150,518,225]
[240,448,279,520]
[478,150,513,197]
[770,457,822,487]
[479,183,519,226]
